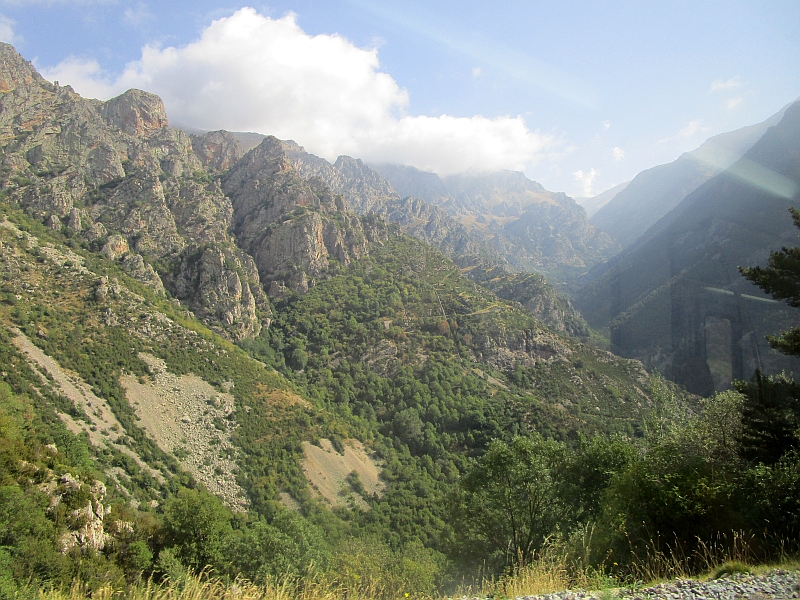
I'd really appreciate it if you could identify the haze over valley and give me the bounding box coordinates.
[0,3,798,598]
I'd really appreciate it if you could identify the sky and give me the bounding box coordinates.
[2,1,799,197]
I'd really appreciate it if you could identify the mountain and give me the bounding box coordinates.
[575,180,630,217]
[267,141,591,336]
[0,41,660,530]
[371,164,619,287]
[574,100,800,396]
[7,41,793,597]
[590,105,790,248]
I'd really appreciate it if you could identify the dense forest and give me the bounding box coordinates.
[1,202,799,598]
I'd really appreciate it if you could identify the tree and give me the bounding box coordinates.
[735,371,800,464]
[161,488,233,573]
[737,207,800,462]
[739,207,800,355]
[453,436,570,568]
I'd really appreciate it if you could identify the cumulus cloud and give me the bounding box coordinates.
[41,7,552,175]
[573,168,598,196]
[711,75,741,92]
[612,146,624,161]
[39,56,118,98]
[601,120,610,130]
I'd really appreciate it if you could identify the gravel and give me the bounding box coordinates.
[516,569,800,600]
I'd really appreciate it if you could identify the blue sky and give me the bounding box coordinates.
[4,0,799,197]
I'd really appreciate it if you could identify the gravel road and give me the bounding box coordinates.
[517,569,800,600]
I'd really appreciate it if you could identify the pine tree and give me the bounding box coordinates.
[737,207,800,463]
[735,371,800,464]
[739,207,800,355]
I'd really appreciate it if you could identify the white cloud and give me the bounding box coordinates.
[40,7,553,175]
[471,66,481,77]
[726,97,743,110]
[0,13,18,43]
[601,120,610,130]
[711,75,741,92]
[612,146,624,161]
[124,3,154,28]
[573,168,598,196]
[39,56,117,98]
[677,120,703,138]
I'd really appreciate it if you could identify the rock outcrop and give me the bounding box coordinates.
[223,137,371,294]
[163,245,271,340]
[191,130,244,172]
[0,43,268,339]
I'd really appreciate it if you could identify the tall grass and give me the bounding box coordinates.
[23,533,800,600]
[623,530,768,583]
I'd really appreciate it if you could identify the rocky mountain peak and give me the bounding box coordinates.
[100,89,169,136]
[0,42,51,92]
[222,135,295,196]
[191,130,244,172]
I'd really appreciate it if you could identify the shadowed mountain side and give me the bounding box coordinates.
[575,101,800,396]
[575,180,630,218]
[591,104,791,248]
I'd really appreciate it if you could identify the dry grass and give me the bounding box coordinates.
[26,536,800,600]
[624,530,764,584]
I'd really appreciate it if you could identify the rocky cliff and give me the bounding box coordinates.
[221,136,384,296]
[0,43,269,340]
[371,164,620,288]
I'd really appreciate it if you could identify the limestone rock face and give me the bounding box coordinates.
[165,178,233,244]
[0,43,270,339]
[47,475,111,554]
[122,253,166,295]
[223,137,370,294]
[191,130,244,172]
[100,89,169,136]
[91,170,185,258]
[163,246,271,340]
[102,234,129,260]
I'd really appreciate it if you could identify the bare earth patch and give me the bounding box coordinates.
[301,438,384,510]
[11,329,163,486]
[121,353,247,510]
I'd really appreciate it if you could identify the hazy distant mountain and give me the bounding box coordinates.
[575,181,630,217]
[591,104,790,248]
[372,164,618,288]
[574,100,800,396]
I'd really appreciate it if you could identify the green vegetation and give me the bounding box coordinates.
[0,206,798,598]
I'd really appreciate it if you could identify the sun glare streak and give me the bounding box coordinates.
[344,0,598,109]
[689,142,799,200]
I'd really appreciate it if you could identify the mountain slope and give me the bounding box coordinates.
[372,164,619,288]
[574,101,800,395]
[575,180,630,217]
[590,105,790,248]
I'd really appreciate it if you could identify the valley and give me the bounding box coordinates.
[0,38,797,600]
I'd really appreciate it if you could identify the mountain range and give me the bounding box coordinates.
[590,104,790,248]
[0,41,662,553]
[575,100,800,395]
